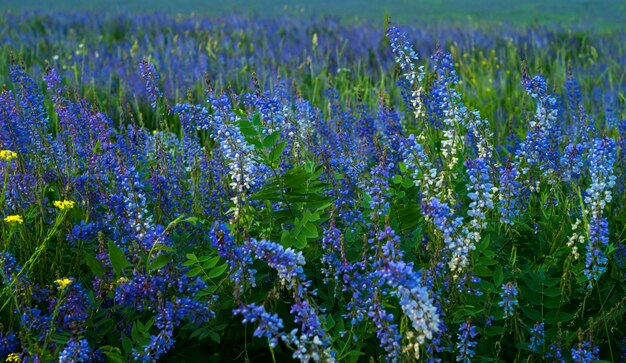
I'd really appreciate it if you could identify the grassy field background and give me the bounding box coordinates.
[3,0,626,29]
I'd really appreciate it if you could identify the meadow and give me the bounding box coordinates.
[1,8,626,363]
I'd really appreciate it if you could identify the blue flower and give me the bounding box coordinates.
[498,282,518,318]
[58,339,92,363]
[583,137,616,287]
[529,322,545,351]
[571,340,599,363]
[234,303,285,349]
[139,59,162,108]
[456,320,478,362]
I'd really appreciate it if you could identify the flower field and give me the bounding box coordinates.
[1,8,626,363]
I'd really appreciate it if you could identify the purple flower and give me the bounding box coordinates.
[497,161,522,224]
[58,339,92,363]
[139,59,162,108]
[456,319,478,362]
[465,157,494,232]
[529,322,545,351]
[0,331,19,360]
[234,303,285,348]
[498,282,518,318]
[516,74,560,180]
[251,239,306,286]
[367,303,402,361]
[583,137,616,287]
[571,340,599,363]
[547,342,566,363]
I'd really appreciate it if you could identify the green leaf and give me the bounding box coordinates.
[207,330,221,343]
[520,306,542,321]
[493,266,504,286]
[522,272,543,293]
[543,286,562,298]
[262,131,280,148]
[131,322,150,346]
[183,216,203,225]
[181,260,196,267]
[187,266,202,277]
[148,254,172,270]
[545,311,574,324]
[401,178,415,188]
[252,112,261,126]
[239,127,258,138]
[280,229,290,246]
[544,277,561,287]
[107,241,131,277]
[268,141,287,164]
[244,137,263,150]
[99,346,123,363]
[519,286,542,304]
[200,256,220,269]
[121,335,133,355]
[326,314,336,330]
[208,264,228,279]
[302,222,319,238]
[473,265,493,277]
[84,253,104,278]
[544,296,563,309]
[93,139,102,154]
[477,256,499,266]
[293,235,307,249]
[197,288,216,297]
[485,326,504,337]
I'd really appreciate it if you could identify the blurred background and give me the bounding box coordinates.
[4,0,626,29]
[1,0,624,133]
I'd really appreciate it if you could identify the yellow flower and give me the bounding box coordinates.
[0,150,17,161]
[4,215,23,224]
[55,278,72,289]
[6,353,20,362]
[53,200,75,210]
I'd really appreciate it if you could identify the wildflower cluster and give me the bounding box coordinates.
[0,14,624,363]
